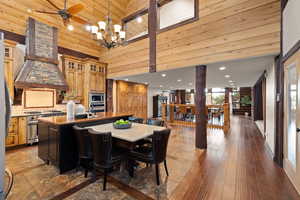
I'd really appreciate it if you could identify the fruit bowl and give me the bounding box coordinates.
[113,119,132,129]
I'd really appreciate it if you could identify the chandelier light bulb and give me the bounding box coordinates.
[96,32,103,40]
[98,21,106,30]
[114,24,121,33]
[120,31,126,39]
[91,25,98,34]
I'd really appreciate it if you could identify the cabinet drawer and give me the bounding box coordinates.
[6,134,19,147]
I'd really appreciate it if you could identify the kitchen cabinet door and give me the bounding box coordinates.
[4,58,14,100]
[6,117,19,147]
[18,117,27,145]
[89,65,97,92]
[75,63,84,100]
[65,61,76,99]
[48,126,59,165]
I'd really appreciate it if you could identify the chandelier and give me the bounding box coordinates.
[87,0,126,49]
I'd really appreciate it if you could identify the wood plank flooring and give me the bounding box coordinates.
[5,116,300,200]
[170,116,300,200]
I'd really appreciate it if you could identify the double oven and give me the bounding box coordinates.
[89,92,106,113]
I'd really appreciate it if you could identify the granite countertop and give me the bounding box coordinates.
[38,112,133,125]
[11,111,66,118]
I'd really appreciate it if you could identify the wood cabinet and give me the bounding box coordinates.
[4,40,16,100]
[61,56,107,109]
[62,56,85,102]
[87,62,106,93]
[5,116,27,147]
[6,118,18,147]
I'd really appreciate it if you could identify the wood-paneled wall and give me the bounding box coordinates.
[116,80,148,119]
[0,0,130,57]
[102,0,280,78]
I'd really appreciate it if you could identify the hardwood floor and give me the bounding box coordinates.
[170,116,300,200]
[5,116,300,200]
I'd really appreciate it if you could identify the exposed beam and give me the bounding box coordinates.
[149,0,158,73]
[195,65,207,149]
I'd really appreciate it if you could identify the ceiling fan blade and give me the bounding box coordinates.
[71,16,88,24]
[45,0,61,10]
[67,4,84,15]
[34,10,59,14]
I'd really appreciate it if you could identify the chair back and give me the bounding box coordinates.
[88,129,112,168]
[152,129,171,163]
[73,126,93,159]
[129,117,144,124]
[147,119,164,127]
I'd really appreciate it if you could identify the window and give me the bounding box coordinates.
[123,10,149,42]
[159,0,197,31]
[206,88,225,105]
[122,0,198,43]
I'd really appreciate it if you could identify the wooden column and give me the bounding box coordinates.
[225,87,230,103]
[149,0,158,73]
[274,55,284,166]
[195,65,207,149]
[106,79,114,112]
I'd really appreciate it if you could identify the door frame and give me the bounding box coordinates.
[283,49,300,194]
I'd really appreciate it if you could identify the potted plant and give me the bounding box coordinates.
[240,95,252,106]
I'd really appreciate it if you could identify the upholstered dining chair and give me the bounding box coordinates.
[146,118,165,127]
[128,128,171,185]
[88,129,127,190]
[128,116,144,123]
[73,126,93,178]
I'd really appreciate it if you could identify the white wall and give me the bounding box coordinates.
[265,63,276,154]
[283,0,300,55]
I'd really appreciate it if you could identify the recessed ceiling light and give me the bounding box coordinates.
[225,75,231,78]
[161,73,166,77]
[177,79,182,82]
[137,16,143,23]
[229,80,233,83]
[160,85,163,88]
[145,82,148,85]
[125,78,129,81]
[67,24,74,31]
[219,66,226,71]
[189,83,193,85]
[27,8,33,13]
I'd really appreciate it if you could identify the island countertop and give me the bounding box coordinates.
[38,112,133,125]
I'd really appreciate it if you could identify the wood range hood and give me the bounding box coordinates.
[15,17,68,90]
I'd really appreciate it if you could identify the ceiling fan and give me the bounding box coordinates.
[33,0,88,26]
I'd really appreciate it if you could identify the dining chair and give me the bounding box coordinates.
[128,116,144,123]
[146,118,164,127]
[88,129,127,191]
[128,128,171,185]
[73,126,93,178]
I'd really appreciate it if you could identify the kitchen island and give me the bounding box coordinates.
[38,112,132,173]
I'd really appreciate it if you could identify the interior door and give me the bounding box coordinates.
[284,49,300,193]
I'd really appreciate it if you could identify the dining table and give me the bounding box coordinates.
[86,122,166,148]
[86,122,167,176]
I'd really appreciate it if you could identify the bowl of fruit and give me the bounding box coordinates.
[113,119,132,129]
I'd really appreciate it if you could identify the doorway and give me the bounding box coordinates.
[284,49,300,194]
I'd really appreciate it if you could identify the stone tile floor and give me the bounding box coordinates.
[5,125,204,200]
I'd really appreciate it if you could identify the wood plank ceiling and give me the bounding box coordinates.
[101,0,280,78]
[0,0,131,57]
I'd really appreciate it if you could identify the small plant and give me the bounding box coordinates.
[240,95,252,106]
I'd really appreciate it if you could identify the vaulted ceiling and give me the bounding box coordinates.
[0,0,138,57]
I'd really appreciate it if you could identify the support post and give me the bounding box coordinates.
[149,0,158,73]
[195,65,207,149]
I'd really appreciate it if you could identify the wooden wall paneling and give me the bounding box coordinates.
[102,0,280,78]
[195,65,207,149]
